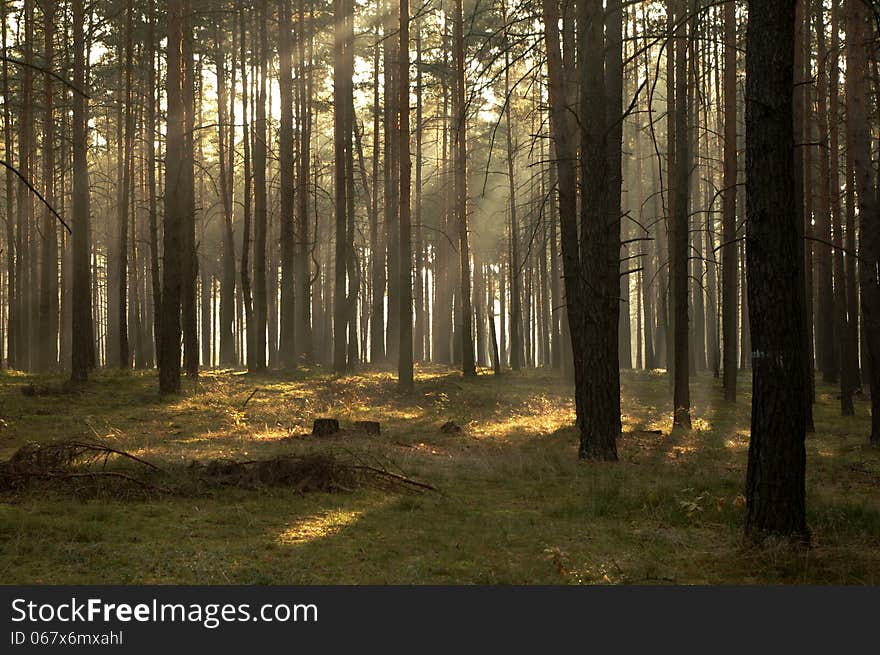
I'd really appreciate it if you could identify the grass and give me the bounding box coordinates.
[0,364,878,584]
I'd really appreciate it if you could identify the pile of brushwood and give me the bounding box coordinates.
[0,440,434,500]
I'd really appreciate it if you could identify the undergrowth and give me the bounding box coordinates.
[0,365,877,584]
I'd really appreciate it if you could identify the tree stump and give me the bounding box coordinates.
[354,421,381,435]
[440,421,462,434]
[312,418,340,436]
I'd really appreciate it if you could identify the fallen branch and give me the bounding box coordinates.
[42,471,169,493]
[1,441,436,499]
[240,388,260,410]
[351,465,437,492]
[65,441,166,473]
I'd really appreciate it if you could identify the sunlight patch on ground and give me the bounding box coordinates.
[667,445,697,460]
[397,442,455,459]
[647,416,673,434]
[691,417,712,432]
[469,396,574,440]
[620,410,653,431]
[375,408,426,421]
[413,366,461,382]
[725,430,750,451]
[470,413,567,440]
[276,509,364,545]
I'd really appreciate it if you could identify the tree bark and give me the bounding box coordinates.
[333,0,351,373]
[722,0,738,401]
[2,0,14,370]
[279,0,296,368]
[294,0,313,363]
[555,0,622,461]
[814,4,836,384]
[215,17,237,367]
[545,0,585,435]
[238,2,255,370]
[795,0,815,432]
[414,20,426,362]
[398,0,414,388]
[502,0,522,372]
[177,4,198,377]
[453,0,475,377]
[39,0,58,371]
[385,0,400,365]
[116,0,134,369]
[369,22,384,364]
[252,0,269,370]
[846,0,880,444]
[70,0,93,383]
[608,2,627,373]
[744,0,808,541]
[17,0,34,370]
[159,0,187,393]
[672,0,691,429]
[146,0,161,365]
[827,0,852,415]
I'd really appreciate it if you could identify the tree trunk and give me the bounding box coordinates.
[663,0,676,382]
[248,2,266,370]
[2,0,14,370]
[70,0,93,383]
[17,0,34,371]
[585,0,622,459]
[369,22,384,363]
[502,0,522,372]
[672,0,691,429]
[846,0,880,444]
[116,0,134,369]
[814,4,836,384]
[545,0,585,435]
[238,2,255,370]
[608,2,627,373]
[571,0,622,460]
[825,0,851,415]
[145,0,161,365]
[215,17,237,367]
[433,37,452,365]
[385,0,400,365]
[252,0,268,370]
[344,16,358,370]
[722,0,738,401]
[795,0,815,432]
[196,65,210,369]
[398,0,414,388]
[333,0,351,373]
[453,0,475,377]
[279,0,296,368]
[295,0,313,363]
[39,0,58,371]
[413,20,425,362]
[180,4,198,377]
[744,0,808,541]
[159,0,187,393]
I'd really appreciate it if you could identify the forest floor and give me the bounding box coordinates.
[0,364,878,584]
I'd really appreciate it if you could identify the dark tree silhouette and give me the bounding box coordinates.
[744,0,808,541]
